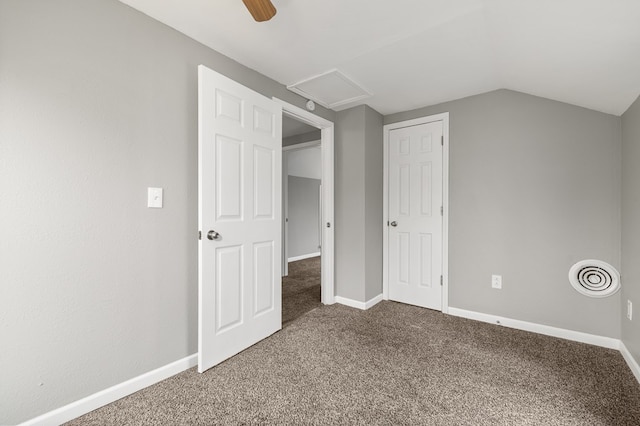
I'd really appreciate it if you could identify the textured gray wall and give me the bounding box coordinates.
[0,0,334,423]
[287,176,321,259]
[386,89,622,338]
[364,106,384,301]
[335,105,384,303]
[335,107,367,302]
[622,95,640,366]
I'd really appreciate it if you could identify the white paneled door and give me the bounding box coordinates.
[198,65,282,373]
[388,121,443,310]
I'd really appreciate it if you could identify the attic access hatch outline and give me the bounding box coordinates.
[287,69,372,111]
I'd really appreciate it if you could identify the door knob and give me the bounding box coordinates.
[207,230,221,240]
[390,221,398,227]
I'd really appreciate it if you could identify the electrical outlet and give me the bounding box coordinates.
[628,300,633,321]
[492,274,502,289]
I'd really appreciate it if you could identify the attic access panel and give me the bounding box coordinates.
[287,69,372,111]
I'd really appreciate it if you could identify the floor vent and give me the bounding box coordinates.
[568,259,620,298]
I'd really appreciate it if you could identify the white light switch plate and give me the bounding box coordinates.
[147,187,163,208]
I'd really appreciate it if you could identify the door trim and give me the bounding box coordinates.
[273,98,335,305]
[382,112,449,313]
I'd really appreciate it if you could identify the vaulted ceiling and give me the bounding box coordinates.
[119,0,640,116]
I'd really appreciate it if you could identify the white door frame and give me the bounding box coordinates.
[274,98,335,305]
[382,112,450,313]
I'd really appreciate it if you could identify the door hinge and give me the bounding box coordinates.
[387,220,389,227]
[440,206,443,216]
[440,275,443,286]
[198,230,202,240]
[441,135,444,146]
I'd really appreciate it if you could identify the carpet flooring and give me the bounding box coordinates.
[67,288,640,425]
[282,256,321,326]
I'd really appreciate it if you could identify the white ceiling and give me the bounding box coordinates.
[119,0,640,116]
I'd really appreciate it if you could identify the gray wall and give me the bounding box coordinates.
[364,106,384,301]
[386,89,622,338]
[622,95,640,365]
[0,0,334,423]
[288,176,321,259]
[283,130,321,147]
[335,105,384,302]
[335,107,366,301]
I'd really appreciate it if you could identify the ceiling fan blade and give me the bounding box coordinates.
[242,0,277,22]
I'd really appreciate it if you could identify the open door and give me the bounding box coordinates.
[198,65,282,372]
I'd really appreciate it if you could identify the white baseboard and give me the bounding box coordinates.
[288,252,321,263]
[364,294,384,309]
[620,341,640,384]
[335,294,383,310]
[20,354,198,426]
[448,307,620,350]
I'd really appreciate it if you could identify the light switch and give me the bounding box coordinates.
[147,187,163,208]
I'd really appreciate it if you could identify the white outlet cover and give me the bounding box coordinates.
[492,274,502,289]
[628,300,633,321]
[148,187,163,208]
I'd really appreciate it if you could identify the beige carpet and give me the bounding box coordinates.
[282,256,321,326]
[67,294,640,424]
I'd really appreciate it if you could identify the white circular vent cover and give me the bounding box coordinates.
[568,259,620,298]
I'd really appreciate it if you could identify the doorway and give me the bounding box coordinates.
[279,107,333,325]
[282,137,321,271]
[274,98,335,314]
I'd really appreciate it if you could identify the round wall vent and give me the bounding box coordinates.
[568,259,620,298]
